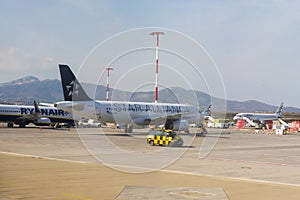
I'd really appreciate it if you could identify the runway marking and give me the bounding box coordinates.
[161,169,300,188]
[206,157,290,166]
[107,163,300,188]
[1,151,300,188]
[61,192,93,200]
[0,151,92,164]
[181,154,300,167]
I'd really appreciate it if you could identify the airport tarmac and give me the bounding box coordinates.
[1,126,300,199]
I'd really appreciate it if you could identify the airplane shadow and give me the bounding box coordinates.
[104,133,133,137]
[170,145,195,149]
[86,133,133,137]
[2,126,73,131]
[102,132,149,137]
[186,133,230,139]
[200,135,230,139]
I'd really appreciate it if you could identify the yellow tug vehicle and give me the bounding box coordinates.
[146,129,183,147]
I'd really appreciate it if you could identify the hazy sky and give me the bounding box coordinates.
[1,1,300,107]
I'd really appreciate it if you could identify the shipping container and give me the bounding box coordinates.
[236,120,245,129]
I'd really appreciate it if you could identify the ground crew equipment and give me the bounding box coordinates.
[146,129,183,147]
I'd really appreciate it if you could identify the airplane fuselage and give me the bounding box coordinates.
[233,113,281,121]
[0,104,74,126]
[56,100,203,126]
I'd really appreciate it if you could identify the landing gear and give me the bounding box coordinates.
[195,127,207,137]
[124,124,133,133]
[164,121,173,130]
[19,123,26,128]
[16,120,27,128]
[7,122,14,128]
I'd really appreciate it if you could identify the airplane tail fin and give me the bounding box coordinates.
[201,105,212,116]
[59,64,92,101]
[275,102,284,117]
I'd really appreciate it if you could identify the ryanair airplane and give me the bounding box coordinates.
[55,65,211,133]
[0,101,74,128]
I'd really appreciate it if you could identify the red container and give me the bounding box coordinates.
[290,121,300,132]
[236,120,245,129]
[265,120,273,129]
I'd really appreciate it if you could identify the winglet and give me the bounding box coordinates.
[34,100,41,114]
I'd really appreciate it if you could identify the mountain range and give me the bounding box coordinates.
[1,76,299,113]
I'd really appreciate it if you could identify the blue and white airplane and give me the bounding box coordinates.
[55,64,211,133]
[233,102,284,127]
[0,100,74,128]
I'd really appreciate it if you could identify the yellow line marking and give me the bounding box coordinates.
[61,192,93,200]
[0,181,17,187]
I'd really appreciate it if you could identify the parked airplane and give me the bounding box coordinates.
[233,102,284,127]
[0,101,74,128]
[55,64,211,133]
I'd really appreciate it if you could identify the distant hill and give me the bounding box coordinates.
[1,76,300,113]
[0,76,39,87]
[0,76,63,105]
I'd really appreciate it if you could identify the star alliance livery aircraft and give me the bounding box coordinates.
[0,100,74,128]
[55,65,211,133]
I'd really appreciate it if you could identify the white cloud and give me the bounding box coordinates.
[0,48,59,82]
[0,47,32,70]
[40,57,56,69]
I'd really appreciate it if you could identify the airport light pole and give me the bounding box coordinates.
[105,67,113,101]
[150,31,164,104]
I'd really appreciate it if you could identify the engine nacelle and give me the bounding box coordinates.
[34,118,51,126]
[165,120,189,132]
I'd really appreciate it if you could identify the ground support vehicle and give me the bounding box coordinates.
[146,129,183,147]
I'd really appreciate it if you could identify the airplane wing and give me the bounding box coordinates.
[39,102,55,107]
[18,113,38,120]
[18,101,40,120]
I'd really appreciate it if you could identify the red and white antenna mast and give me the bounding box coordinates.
[105,67,113,101]
[150,31,164,104]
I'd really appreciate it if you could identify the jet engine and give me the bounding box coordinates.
[34,118,51,126]
[165,119,189,133]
